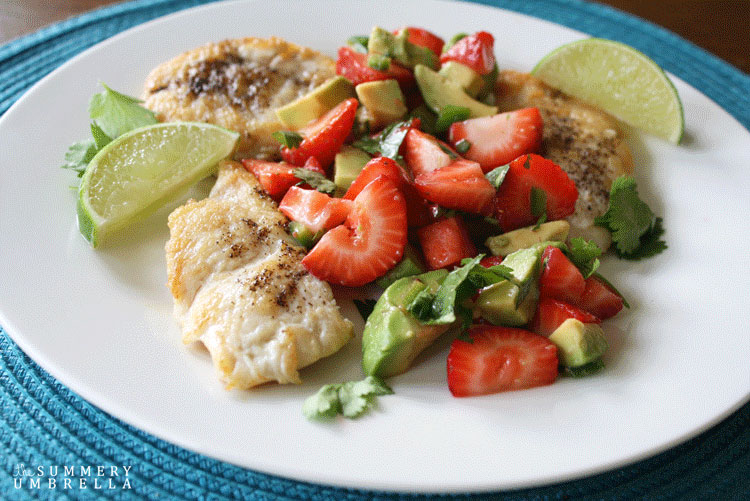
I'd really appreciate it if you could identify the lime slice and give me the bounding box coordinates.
[77,122,239,247]
[532,38,684,143]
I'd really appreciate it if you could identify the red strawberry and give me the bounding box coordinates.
[494,154,579,232]
[417,216,477,270]
[440,31,496,75]
[280,98,358,169]
[480,255,505,268]
[414,159,496,215]
[302,176,407,287]
[576,276,624,320]
[301,156,325,175]
[241,159,321,201]
[335,46,415,88]
[539,246,586,304]
[404,129,457,177]
[447,325,558,397]
[394,26,444,56]
[449,108,543,172]
[531,298,601,337]
[279,186,352,233]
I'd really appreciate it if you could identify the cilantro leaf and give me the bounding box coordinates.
[565,237,602,278]
[353,299,377,321]
[347,35,369,53]
[617,217,667,261]
[408,105,437,135]
[302,385,341,420]
[272,131,304,149]
[90,123,112,150]
[353,119,413,160]
[455,139,471,154]
[293,168,336,194]
[303,376,393,420]
[88,83,157,139]
[485,164,510,189]
[61,139,97,177]
[530,187,547,229]
[414,255,483,326]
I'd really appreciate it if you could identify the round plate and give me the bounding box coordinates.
[1,0,749,493]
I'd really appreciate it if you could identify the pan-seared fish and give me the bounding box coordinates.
[496,70,634,250]
[166,161,353,389]
[143,37,335,159]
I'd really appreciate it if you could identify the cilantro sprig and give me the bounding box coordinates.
[303,376,393,420]
[272,131,304,149]
[293,168,336,194]
[352,119,415,161]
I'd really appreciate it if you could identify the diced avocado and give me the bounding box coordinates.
[549,318,608,368]
[288,221,324,249]
[502,245,545,285]
[438,61,484,97]
[333,145,371,194]
[367,26,438,69]
[355,79,408,129]
[476,279,539,327]
[362,269,450,377]
[414,64,498,118]
[275,76,355,130]
[476,63,499,101]
[402,32,439,69]
[376,244,426,289]
[485,220,571,256]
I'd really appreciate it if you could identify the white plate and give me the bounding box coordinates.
[1,0,750,493]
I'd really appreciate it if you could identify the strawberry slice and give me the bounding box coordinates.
[539,246,586,304]
[404,129,458,177]
[394,26,444,56]
[279,186,352,233]
[531,298,601,337]
[241,159,322,201]
[301,156,325,175]
[414,159,496,215]
[449,108,543,172]
[494,154,579,232]
[440,31,496,75]
[335,46,415,88]
[576,276,624,320]
[302,176,407,287]
[344,156,430,228]
[417,216,477,270]
[447,325,558,397]
[280,98,358,169]
[480,255,505,268]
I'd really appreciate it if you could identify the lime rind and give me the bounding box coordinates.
[532,38,684,144]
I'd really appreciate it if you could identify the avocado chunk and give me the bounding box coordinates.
[414,64,498,118]
[333,145,371,194]
[275,76,355,129]
[362,270,450,377]
[355,79,408,129]
[438,61,484,98]
[368,26,438,69]
[476,280,539,326]
[486,220,571,257]
[376,243,426,289]
[549,318,608,368]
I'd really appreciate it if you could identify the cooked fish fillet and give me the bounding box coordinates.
[166,161,353,389]
[143,37,335,159]
[495,70,634,250]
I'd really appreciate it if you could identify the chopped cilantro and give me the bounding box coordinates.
[353,119,413,160]
[347,35,369,53]
[408,105,438,135]
[272,130,304,149]
[565,237,601,278]
[87,83,157,139]
[303,376,393,420]
[485,164,510,189]
[530,187,547,229]
[90,123,112,150]
[293,168,336,194]
[61,139,97,177]
[455,139,471,154]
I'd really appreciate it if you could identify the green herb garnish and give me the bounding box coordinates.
[293,168,335,194]
[530,187,547,229]
[272,131,304,149]
[303,376,393,420]
[347,35,369,53]
[455,139,471,154]
[485,164,510,189]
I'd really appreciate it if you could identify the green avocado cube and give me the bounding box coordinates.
[438,61,484,97]
[355,79,408,129]
[376,244,426,289]
[476,280,539,327]
[333,145,371,194]
[549,319,608,367]
[485,220,571,257]
[414,64,497,118]
[275,76,355,129]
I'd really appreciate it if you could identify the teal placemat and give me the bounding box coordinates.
[1,1,749,499]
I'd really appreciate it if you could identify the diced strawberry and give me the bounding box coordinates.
[531,298,601,337]
[449,108,543,172]
[576,276,624,320]
[480,255,504,268]
[279,186,352,233]
[404,129,458,177]
[539,246,586,304]
[414,159,496,215]
[241,159,323,201]
[494,154,579,232]
[440,31,495,75]
[417,216,477,270]
[447,325,558,397]
[335,46,415,88]
[301,156,325,175]
[280,98,358,169]
[302,176,407,286]
[394,26,444,56]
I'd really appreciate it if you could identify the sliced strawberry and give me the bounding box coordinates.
[449,108,543,172]
[302,176,407,287]
[280,98,358,169]
[576,276,624,320]
[335,46,415,88]
[415,159,496,215]
[241,159,325,201]
[394,26,444,56]
[480,255,504,268]
[301,156,325,175]
[539,246,586,304]
[447,325,558,397]
[531,298,601,337]
[494,154,579,232]
[279,186,352,233]
[404,129,458,177]
[417,216,477,270]
[440,31,495,75]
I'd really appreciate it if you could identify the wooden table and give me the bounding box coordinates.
[1,0,748,74]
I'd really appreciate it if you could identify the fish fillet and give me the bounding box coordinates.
[495,70,634,250]
[142,37,335,159]
[166,161,353,389]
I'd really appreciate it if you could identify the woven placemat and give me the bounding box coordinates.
[1,0,749,499]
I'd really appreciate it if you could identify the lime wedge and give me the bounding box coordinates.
[77,122,239,247]
[532,38,684,143]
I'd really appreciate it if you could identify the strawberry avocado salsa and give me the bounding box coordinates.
[238,27,664,419]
